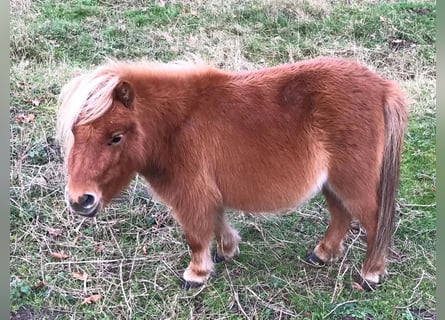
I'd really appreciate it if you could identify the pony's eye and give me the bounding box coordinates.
[108,135,122,145]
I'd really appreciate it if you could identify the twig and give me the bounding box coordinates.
[44,256,153,267]
[400,203,436,208]
[323,300,359,319]
[396,271,426,309]
[119,262,132,318]
[74,217,87,233]
[178,283,206,299]
[331,228,362,303]
[245,287,296,317]
[225,264,250,319]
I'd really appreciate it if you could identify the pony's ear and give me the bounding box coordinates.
[114,81,134,108]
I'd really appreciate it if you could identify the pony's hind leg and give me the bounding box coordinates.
[326,176,385,290]
[213,211,241,263]
[344,196,384,290]
[356,206,386,290]
[307,186,352,265]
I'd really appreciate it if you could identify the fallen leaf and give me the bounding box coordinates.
[82,294,102,304]
[72,236,79,245]
[352,282,364,291]
[142,245,147,254]
[15,113,35,124]
[94,243,104,254]
[32,279,46,290]
[72,272,90,282]
[51,251,69,259]
[48,228,62,237]
[48,39,57,45]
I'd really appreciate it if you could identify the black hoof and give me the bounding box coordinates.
[356,278,378,291]
[305,251,325,266]
[213,252,226,263]
[180,279,203,290]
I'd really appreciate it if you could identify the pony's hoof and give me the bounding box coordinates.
[354,278,378,291]
[305,251,325,266]
[213,252,226,263]
[181,279,203,290]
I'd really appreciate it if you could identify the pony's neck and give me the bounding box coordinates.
[131,67,226,175]
[134,68,216,132]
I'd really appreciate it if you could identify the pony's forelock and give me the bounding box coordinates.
[56,69,121,157]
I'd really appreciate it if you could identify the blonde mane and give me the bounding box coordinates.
[56,57,208,156]
[56,69,120,156]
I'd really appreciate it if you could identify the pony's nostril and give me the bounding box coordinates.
[79,194,96,210]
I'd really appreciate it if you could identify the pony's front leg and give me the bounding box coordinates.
[174,206,216,289]
[181,231,214,288]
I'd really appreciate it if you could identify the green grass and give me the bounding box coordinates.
[10,0,436,319]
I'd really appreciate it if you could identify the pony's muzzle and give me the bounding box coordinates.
[65,187,100,217]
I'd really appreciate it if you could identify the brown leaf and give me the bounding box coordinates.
[51,251,69,259]
[352,282,365,291]
[82,294,102,304]
[48,228,62,237]
[94,243,104,254]
[32,279,46,290]
[72,272,90,282]
[72,236,79,245]
[15,113,35,124]
[142,245,147,255]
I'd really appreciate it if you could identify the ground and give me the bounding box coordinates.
[10,1,436,319]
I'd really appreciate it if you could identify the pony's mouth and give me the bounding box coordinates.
[76,205,100,217]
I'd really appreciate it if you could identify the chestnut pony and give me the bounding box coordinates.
[57,57,407,290]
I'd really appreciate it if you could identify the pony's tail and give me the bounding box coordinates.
[374,83,408,261]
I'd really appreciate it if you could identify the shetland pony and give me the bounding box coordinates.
[57,57,408,291]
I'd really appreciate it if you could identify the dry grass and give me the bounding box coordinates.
[10,0,436,319]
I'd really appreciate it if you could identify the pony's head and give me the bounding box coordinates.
[57,64,146,217]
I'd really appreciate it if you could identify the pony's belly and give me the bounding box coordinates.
[222,169,328,213]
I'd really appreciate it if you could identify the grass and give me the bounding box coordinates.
[10,0,436,319]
